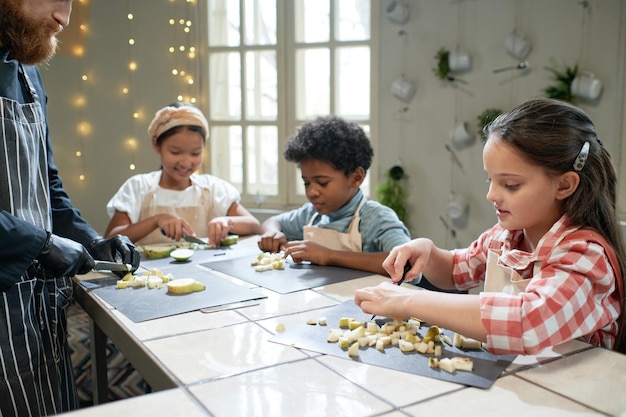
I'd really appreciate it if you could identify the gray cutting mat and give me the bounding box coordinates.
[202,255,371,293]
[79,264,266,322]
[270,300,516,389]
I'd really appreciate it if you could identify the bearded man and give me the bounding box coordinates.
[0,1,140,415]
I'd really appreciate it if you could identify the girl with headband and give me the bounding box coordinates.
[105,102,260,247]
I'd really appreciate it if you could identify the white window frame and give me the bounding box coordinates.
[200,0,379,211]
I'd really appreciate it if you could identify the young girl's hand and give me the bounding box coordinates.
[208,217,234,247]
[354,282,415,320]
[383,238,433,283]
[258,231,287,253]
[158,214,195,241]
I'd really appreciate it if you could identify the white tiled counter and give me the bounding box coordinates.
[64,238,626,417]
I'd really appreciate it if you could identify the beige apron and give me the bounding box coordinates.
[136,175,215,245]
[483,249,536,294]
[303,198,365,252]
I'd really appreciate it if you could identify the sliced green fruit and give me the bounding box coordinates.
[167,278,206,294]
[220,235,239,246]
[143,244,176,259]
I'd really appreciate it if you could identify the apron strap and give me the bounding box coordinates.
[560,230,624,301]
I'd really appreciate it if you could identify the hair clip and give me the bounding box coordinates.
[573,141,590,172]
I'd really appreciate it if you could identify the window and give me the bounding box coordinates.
[205,0,374,209]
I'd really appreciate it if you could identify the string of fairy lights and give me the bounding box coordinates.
[72,0,200,180]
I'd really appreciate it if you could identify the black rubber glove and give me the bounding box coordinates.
[88,235,140,276]
[37,233,95,277]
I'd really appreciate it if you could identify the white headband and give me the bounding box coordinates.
[147,105,209,143]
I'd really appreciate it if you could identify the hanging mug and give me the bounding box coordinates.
[571,71,603,100]
[449,51,471,72]
[447,193,468,220]
[504,32,532,61]
[385,0,410,25]
[391,77,416,103]
[450,121,474,149]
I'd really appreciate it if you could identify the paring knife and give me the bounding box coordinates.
[93,260,132,272]
[370,261,412,321]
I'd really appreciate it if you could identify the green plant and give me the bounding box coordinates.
[376,165,408,224]
[433,47,451,81]
[542,61,578,103]
[477,108,502,140]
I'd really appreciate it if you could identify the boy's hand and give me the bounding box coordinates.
[258,231,287,253]
[283,240,330,265]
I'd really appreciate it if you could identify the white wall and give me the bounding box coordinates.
[41,0,626,247]
[375,0,626,248]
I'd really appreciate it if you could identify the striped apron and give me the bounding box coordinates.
[0,65,79,416]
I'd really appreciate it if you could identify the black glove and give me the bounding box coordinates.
[37,233,95,277]
[88,235,140,276]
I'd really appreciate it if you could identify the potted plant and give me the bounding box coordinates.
[376,165,408,225]
[542,61,578,103]
[433,47,452,81]
[477,108,502,141]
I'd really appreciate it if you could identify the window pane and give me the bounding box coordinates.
[246,50,277,120]
[210,126,243,191]
[336,0,370,41]
[336,46,370,119]
[295,48,329,119]
[295,0,329,43]
[244,0,276,45]
[246,126,278,196]
[208,0,240,47]
[209,52,242,120]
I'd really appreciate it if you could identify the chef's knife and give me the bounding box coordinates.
[93,260,131,272]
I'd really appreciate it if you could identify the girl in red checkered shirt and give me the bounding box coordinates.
[355,98,626,355]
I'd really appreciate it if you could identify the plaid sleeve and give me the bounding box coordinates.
[480,239,621,355]
[452,225,508,291]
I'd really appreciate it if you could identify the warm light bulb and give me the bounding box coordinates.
[126,138,138,150]
[130,164,136,171]
[129,39,135,45]
[81,74,88,81]
[80,24,87,31]
[77,122,92,135]
[190,97,197,104]
[184,27,190,33]
[73,46,84,57]
[122,87,129,94]
[74,95,86,107]
[169,19,175,25]
[127,13,134,20]
[79,174,85,181]
[75,150,82,157]
[133,112,140,119]
[186,21,192,27]
[179,45,185,52]
[187,78,194,85]
[172,69,178,75]
[177,95,183,101]
[169,47,175,53]
[129,61,137,71]
[179,19,185,25]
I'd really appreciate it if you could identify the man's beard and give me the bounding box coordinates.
[0,0,63,65]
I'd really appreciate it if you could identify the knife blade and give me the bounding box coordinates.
[370,261,412,321]
[182,234,207,245]
[93,260,132,272]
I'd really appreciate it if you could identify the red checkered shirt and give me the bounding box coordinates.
[451,215,622,355]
